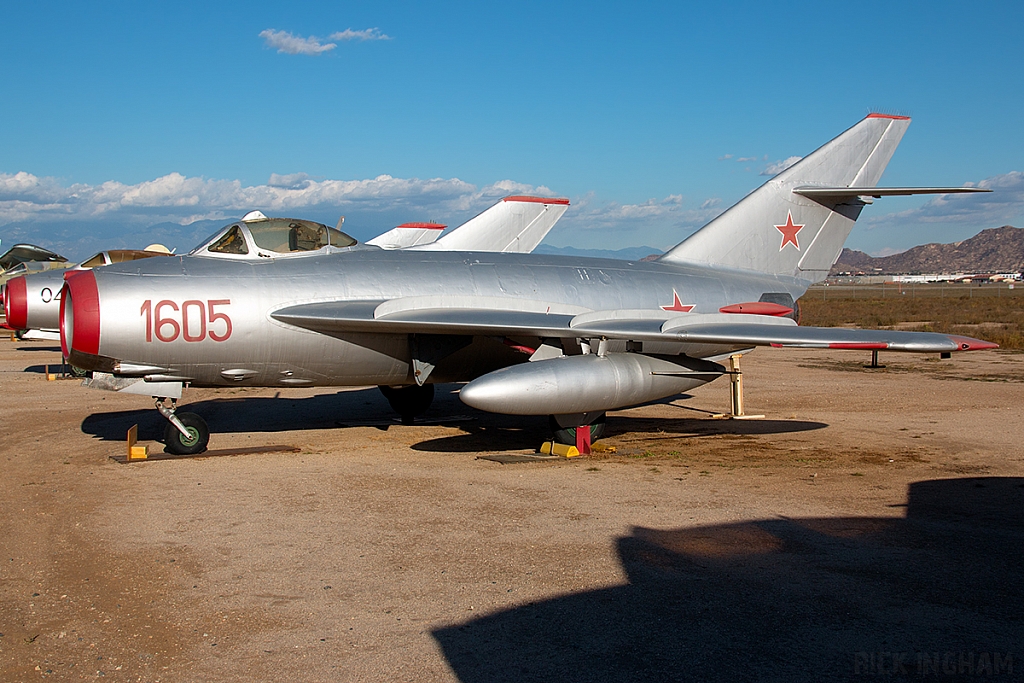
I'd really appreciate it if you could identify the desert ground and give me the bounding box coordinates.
[1,338,1022,682]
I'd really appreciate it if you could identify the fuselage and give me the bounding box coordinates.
[66,248,809,388]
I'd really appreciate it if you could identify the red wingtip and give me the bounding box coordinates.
[949,335,999,351]
[502,196,570,205]
[396,222,446,230]
[867,113,911,121]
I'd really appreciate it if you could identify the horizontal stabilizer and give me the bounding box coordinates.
[794,186,991,202]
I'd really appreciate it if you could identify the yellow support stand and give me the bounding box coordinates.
[712,354,764,420]
[45,364,57,381]
[126,424,149,460]
[540,441,580,458]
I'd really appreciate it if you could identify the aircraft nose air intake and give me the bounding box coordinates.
[4,276,28,329]
[60,270,101,357]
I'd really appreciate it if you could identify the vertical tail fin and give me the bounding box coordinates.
[658,114,911,282]
[415,196,569,253]
[366,222,447,249]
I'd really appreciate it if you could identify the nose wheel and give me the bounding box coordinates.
[156,398,210,455]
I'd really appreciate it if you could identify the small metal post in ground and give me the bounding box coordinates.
[730,354,744,416]
[866,349,885,369]
[713,355,764,420]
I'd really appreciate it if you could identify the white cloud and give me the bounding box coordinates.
[736,156,759,163]
[268,172,313,190]
[0,170,564,258]
[718,154,733,161]
[330,28,391,41]
[558,193,722,231]
[259,29,336,55]
[0,171,556,227]
[867,171,1024,226]
[761,156,802,176]
[259,27,391,55]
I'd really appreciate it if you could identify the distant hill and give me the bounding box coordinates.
[831,226,1024,275]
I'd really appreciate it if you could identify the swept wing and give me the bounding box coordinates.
[272,298,994,353]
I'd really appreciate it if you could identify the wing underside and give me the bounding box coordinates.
[271,299,996,353]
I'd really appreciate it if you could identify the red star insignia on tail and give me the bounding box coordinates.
[774,211,804,251]
[661,291,695,312]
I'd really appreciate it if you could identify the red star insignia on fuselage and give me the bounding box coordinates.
[774,211,804,251]
[661,291,695,312]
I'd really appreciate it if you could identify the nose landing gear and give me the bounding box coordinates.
[156,397,210,455]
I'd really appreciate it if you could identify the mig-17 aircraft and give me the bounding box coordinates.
[5,195,567,341]
[0,242,71,327]
[3,247,173,341]
[58,114,993,454]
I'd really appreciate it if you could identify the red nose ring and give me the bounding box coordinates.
[4,276,28,330]
[60,270,101,357]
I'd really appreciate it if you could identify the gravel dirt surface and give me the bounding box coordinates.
[1,338,1022,682]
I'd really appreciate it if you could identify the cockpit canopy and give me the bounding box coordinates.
[77,249,171,269]
[0,244,67,272]
[190,212,357,259]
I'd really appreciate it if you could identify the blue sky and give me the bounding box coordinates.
[2,1,1022,261]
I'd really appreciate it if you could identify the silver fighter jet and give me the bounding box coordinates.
[59,115,994,454]
[4,248,172,341]
[5,196,567,340]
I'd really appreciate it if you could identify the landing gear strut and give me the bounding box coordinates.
[550,413,607,445]
[378,384,434,424]
[157,397,210,455]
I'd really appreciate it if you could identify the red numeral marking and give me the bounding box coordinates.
[154,300,180,342]
[140,299,152,342]
[181,300,207,342]
[207,299,232,342]
[141,299,232,342]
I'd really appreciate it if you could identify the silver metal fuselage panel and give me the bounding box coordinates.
[89,250,807,388]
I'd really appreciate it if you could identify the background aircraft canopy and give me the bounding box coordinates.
[190,217,356,259]
[78,249,174,269]
[0,244,67,272]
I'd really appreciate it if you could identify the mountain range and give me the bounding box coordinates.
[831,226,1024,276]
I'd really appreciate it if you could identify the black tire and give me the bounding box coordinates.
[164,412,210,455]
[379,384,435,424]
[550,413,608,445]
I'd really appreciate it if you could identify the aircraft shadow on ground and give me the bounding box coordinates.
[433,477,1024,683]
[17,345,63,353]
[409,417,827,453]
[80,385,475,444]
[23,364,53,374]
[79,383,828,453]
[23,364,80,375]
